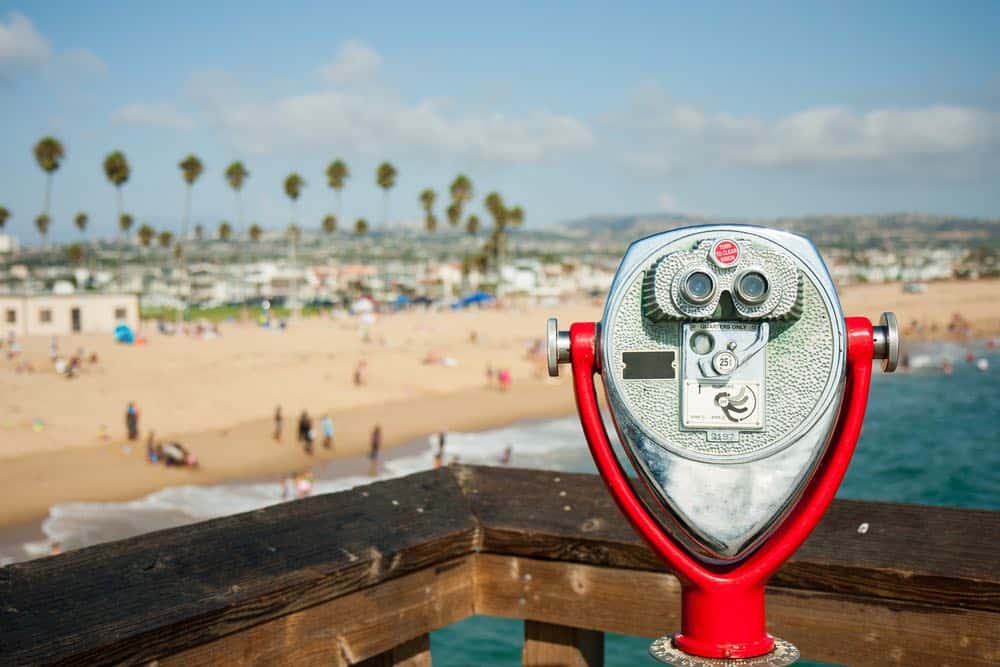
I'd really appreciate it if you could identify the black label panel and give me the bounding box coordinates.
[622,351,676,380]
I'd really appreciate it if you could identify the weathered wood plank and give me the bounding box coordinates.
[0,468,476,666]
[476,554,1000,667]
[357,634,431,667]
[168,560,467,667]
[523,620,604,667]
[455,465,1000,612]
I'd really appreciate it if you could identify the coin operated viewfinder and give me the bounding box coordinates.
[547,226,899,666]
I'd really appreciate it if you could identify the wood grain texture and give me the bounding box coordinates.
[476,554,1000,667]
[1,465,997,666]
[455,465,1000,612]
[164,560,469,666]
[523,621,604,667]
[0,468,475,666]
[357,634,431,667]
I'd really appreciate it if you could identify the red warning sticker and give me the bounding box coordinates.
[711,239,740,267]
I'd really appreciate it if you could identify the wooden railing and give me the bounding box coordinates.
[1,465,997,666]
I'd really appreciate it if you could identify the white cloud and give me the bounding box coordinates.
[191,71,592,162]
[318,39,381,85]
[113,102,196,131]
[616,83,1000,174]
[60,48,107,76]
[0,12,50,77]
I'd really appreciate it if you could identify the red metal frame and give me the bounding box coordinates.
[569,318,874,659]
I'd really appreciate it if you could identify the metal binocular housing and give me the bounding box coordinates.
[548,224,899,665]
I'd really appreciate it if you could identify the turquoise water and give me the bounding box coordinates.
[432,348,999,666]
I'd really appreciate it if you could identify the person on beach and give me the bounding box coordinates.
[498,368,512,392]
[498,445,513,465]
[146,432,159,464]
[298,411,314,454]
[321,413,334,450]
[368,424,382,477]
[273,406,283,444]
[433,430,447,468]
[125,402,140,441]
[353,360,368,386]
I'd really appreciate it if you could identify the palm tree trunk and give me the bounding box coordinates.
[43,173,52,216]
[382,191,388,229]
[116,187,124,290]
[179,185,192,328]
[237,190,247,315]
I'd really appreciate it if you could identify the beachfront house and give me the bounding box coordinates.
[1,293,140,337]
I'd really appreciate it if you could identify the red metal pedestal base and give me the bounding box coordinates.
[569,319,874,660]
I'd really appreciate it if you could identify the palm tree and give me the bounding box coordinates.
[34,214,51,247]
[375,162,397,228]
[484,191,506,226]
[466,214,480,236]
[224,161,249,228]
[446,202,462,228]
[34,137,65,223]
[419,188,436,214]
[178,155,204,240]
[284,173,305,214]
[119,213,134,236]
[508,205,524,227]
[326,159,349,217]
[448,174,473,228]
[249,223,262,243]
[483,191,509,279]
[158,230,173,250]
[424,213,438,233]
[354,218,369,235]
[66,242,84,265]
[322,215,337,236]
[194,224,204,241]
[0,206,9,230]
[218,221,232,241]
[74,212,88,236]
[137,224,155,249]
[103,150,131,223]
[285,223,301,312]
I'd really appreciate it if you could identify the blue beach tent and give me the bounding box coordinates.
[453,291,495,309]
[114,324,135,344]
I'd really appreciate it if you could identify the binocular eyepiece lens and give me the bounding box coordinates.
[683,270,716,304]
[736,270,769,304]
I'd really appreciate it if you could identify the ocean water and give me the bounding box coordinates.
[0,340,996,664]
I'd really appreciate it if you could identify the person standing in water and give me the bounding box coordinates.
[368,424,382,476]
[273,406,284,444]
[433,430,447,468]
[321,413,334,450]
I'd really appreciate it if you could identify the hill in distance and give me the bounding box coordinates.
[555,212,1000,249]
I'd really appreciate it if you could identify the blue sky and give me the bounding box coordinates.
[1,1,998,242]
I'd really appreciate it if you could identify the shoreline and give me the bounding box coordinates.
[0,378,578,526]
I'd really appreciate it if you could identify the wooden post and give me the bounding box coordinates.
[358,634,431,666]
[522,620,604,667]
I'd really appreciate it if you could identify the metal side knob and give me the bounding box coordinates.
[547,318,571,377]
[872,311,900,373]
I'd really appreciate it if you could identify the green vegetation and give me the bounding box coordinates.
[141,303,330,324]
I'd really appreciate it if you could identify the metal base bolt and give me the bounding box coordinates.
[546,318,571,377]
[872,311,900,373]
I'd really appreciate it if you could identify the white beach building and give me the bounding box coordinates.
[0,293,140,337]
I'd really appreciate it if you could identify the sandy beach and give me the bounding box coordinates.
[1,279,997,526]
